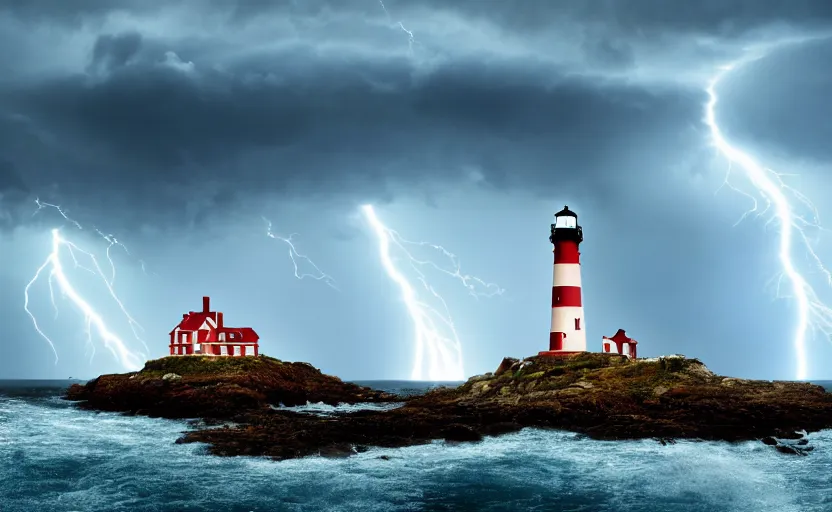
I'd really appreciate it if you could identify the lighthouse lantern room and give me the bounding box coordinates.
[540,206,587,357]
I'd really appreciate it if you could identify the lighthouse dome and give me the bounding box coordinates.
[555,205,577,218]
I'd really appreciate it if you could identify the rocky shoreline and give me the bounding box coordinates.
[64,353,832,460]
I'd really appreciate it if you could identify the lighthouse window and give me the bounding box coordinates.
[555,216,576,229]
[575,318,581,330]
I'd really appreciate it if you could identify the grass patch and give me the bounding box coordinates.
[142,355,282,376]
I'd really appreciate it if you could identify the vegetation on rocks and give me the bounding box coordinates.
[141,354,282,377]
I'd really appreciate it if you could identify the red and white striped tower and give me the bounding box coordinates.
[539,206,587,356]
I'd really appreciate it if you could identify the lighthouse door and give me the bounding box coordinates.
[550,332,565,351]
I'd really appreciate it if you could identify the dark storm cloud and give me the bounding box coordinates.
[580,33,636,69]
[717,37,832,161]
[0,0,167,21]
[524,0,832,35]
[0,0,828,224]
[88,32,142,74]
[12,52,700,187]
[8,0,832,34]
[0,159,29,229]
[0,160,26,192]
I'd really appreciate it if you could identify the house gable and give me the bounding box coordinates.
[170,312,219,334]
[199,316,217,332]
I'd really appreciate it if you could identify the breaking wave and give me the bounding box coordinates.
[1,381,832,512]
[271,401,404,415]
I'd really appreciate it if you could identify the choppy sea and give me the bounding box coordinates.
[1,380,831,512]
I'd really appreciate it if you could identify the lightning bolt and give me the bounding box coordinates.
[33,199,142,284]
[26,199,149,371]
[378,0,417,55]
[33,198,81,229]
[706,42,832,381]
[362,204,503,381]
[93,228,132,286]
[263,217,338,290]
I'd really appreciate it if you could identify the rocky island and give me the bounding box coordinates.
[65,353,832,460]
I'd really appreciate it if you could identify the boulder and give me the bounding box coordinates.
[495,358,519,376]
[442,424,483,442]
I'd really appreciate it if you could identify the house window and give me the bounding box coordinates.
[219,333,226,342]
[575,318,581,330]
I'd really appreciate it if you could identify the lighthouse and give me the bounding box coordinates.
[539,206,587,357]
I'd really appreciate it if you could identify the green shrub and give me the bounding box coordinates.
[659,357,685,373]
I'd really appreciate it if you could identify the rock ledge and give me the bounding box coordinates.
[65,353,832,460]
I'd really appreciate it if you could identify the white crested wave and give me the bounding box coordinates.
[270,401,404,415]
[1,391,831,512]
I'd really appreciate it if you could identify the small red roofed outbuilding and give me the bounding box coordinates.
[168,296,259,357]
[601,329,638,359]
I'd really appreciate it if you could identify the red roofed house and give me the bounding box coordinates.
[169,296,259,357]
[601,329,638,359]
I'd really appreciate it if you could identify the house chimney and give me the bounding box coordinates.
[217,312,223,328]
[203,296,210,313]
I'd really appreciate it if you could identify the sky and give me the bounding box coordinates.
[1,0,832,381]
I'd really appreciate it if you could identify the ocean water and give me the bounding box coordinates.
[1,380,832,512]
